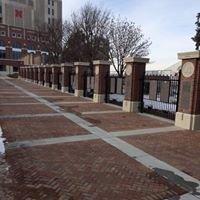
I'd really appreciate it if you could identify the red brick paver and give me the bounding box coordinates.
[123,130,200,180]
[44,96,90,103]
[83,112,171,132]
[0,116,89,142]
[0,104,55,116]
[1,140,185,200]
[0,97,38,104]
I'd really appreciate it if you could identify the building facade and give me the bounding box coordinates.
[1,0,62,30]
[0,0,62,75]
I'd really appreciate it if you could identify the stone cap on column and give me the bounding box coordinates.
[74,62,90,66]
[124,57,149,64]
[51,64,60,68]
[178,51,200,60]
[93,60,111,65]
[61,62,74,67]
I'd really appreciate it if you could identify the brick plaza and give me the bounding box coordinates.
[0,77,200,200]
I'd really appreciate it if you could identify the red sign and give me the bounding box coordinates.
[15,9,23,18]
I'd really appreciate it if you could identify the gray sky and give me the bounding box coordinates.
[62,0,200,70]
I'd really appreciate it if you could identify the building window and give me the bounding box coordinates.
[0,65,6,71]
[12,33,16,38]
[31,35,37,41]
[0,40,4,47]
[48,18,51,24]
[52,1,54,6]
[48,7,50,15]
[48,0,50,5]
[12,42,21,49]
[0,31,5,36]
[17,33,22,38]
[27,35,31,40]
[0,50,5,59]
[52,9,54,16]
[12,51,21,60]
[27,44,35,50]
[0,5,2,14]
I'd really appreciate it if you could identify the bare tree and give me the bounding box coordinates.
[109,17,151,76]
[37,20,67,64]
[70,2,110,65]
[192,13,200,50]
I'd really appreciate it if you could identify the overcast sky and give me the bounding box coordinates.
[62,0,200,70]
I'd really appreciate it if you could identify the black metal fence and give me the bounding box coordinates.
[83,70,94,98]
[49,71,52,87]
[141,72,180,120]
[105,74,125,106]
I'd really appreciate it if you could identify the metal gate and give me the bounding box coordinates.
[83,70,94,98]
[49,70,52,87]
[68,69,75,93]
[141,72,180,120]
[105,74,125,106]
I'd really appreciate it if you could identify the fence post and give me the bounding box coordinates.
[44,65,51,87]
[61,63,73,92]
[175,51,200,130]
[93,60,110,103]
[74,62,90,97]
[123,57,149,112]
[51,64,61,90]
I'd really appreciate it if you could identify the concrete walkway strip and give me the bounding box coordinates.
[165,193,200,200]
[0,113,62,119]
[55,101,94,105]
[3,79,200,197]
[82,110,124,115]
[6,134,99,149]
[0,102,42,106]
[39,95,77,98]
[110,126,184,137]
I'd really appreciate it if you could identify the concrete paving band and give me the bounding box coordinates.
[2,78,200,199]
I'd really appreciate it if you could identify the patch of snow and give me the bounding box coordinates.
[143,99,176,112]
[109,94,124,102]
[0,127,5,155]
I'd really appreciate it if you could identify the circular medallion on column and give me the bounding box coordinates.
[182,62,195,78]
[126,64,132,76]
[76,67,79,74]
[95,66,99,75]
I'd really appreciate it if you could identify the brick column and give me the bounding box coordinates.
[33,66,39,83]
[44,65,51,87]
[74,62,90,97]
[51,65,61,90]
[175,51,200,130]
[123,57,149,112]
[61,63,73,92]
[38,67,44,85]
[93,60,110,103]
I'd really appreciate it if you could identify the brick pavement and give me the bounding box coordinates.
[0,116,90,142]
[82,112,171,132]
[0,104,56,116]
[123,130,200,180]
[0,78,199,199]
[1,140,185,200]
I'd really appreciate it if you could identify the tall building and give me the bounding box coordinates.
[0,0,62,75]
[1,0,62,30]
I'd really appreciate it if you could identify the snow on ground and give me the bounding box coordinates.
[0,127,5,155]
[109,94,176,112]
